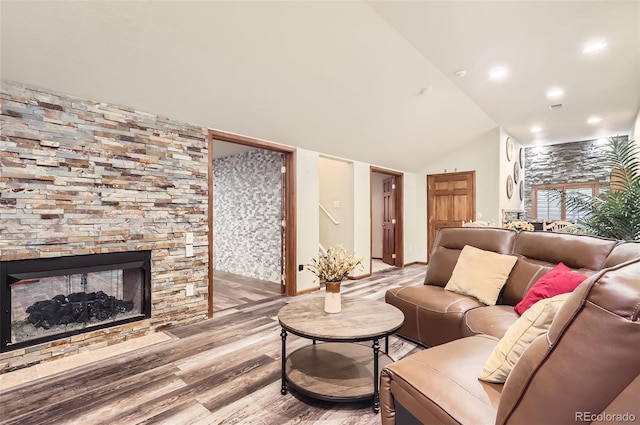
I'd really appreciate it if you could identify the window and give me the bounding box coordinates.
[532,182,599,221]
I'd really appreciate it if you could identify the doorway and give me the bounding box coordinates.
[207,130,297,318]
[370,167,404,271]
[426,171,475,259]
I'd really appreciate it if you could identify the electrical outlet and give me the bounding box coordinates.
[186,284,195,296]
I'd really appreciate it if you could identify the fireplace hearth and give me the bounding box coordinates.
[1,251,151,352]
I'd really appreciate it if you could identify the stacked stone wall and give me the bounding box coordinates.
[524,139,617,219]
[0,80,209,370]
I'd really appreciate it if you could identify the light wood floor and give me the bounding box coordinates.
[212,270,283,311]
[0,265,427,425]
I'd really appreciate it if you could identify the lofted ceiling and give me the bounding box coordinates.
[1,1,638,173]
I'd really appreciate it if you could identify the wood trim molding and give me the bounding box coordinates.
[404,261,428,266]
[295,286,320,296]
[347,273,372,280]
[207,132,214,318]
[207,129,298,316]
[531,181,599,220]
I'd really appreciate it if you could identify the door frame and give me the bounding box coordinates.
[370,166,404,271]
[207,129,297,318]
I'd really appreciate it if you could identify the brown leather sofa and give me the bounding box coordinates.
[381,227,640,424]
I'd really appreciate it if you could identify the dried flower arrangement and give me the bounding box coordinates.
[307,244,364,282]
[504,221,535,232]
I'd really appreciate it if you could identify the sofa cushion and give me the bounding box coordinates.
[513,231,617,271]
[603,241,640,268]
[386,285,484,347]
[445,246,518,306]
[514,263,588,315]
[463,305,520,339]
[381,335,502,425]
[425,228,518,287]
[501,259,553,306]
[479,292,571,383]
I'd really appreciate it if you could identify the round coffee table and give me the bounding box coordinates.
[278,296,404,413]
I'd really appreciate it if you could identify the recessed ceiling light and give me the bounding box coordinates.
[530,126,542,134]
[454,70,468,78]
[546,88,564,99]
[489,66,508,80]
[583,41,607,54]
[420,86,433,95]
[587,116,602,125]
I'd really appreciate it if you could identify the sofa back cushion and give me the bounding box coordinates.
[496,258,640,425]
[513,231,617,271]
[425,228,518,287]
[603,241,640,268]
[501,232,618,305]
[513,263,589,315]
[501,259,553,306]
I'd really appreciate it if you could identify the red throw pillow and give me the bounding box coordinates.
[514,263,588,315]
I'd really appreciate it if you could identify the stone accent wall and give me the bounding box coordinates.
[213,150,283,283]
[0,80,209,370]
[524,138,617,219]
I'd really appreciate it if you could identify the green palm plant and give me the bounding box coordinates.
[562,136,640,241]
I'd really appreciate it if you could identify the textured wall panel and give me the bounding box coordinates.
[213,150,282,283]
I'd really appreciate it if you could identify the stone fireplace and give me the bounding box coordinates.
[0,80,210,371]
[1,251,151,353]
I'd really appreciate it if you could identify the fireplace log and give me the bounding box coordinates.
[25,291,135,329]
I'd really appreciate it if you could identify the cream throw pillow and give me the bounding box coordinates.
[479,292,571,383]
[444,245,517,306]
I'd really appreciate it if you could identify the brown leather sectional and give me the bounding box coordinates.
[381,227,640,425]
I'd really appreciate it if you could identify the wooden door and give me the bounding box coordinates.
[382,177,396,266]
[427,171,475,259]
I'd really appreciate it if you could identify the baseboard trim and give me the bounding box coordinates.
[295,286,320,296]
[404,261,428,266]
[347,273,372,280]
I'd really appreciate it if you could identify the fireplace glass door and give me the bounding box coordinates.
[1,251,151,352]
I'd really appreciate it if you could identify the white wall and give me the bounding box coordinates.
[418,127,501,255]
[632,107,640,162]
[353,162,371,276]
[318,157,355,253]
[370,172,386,258]
[498,128,525,220]
[296,148,320,292]
[402,172,422,264]
[633,108,640,143]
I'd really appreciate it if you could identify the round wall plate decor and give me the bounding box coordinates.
[519,181,524,201]
[506,175,514,199]
[518,147,524,168]
[513,161,520,184]
[506,137,514,161]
